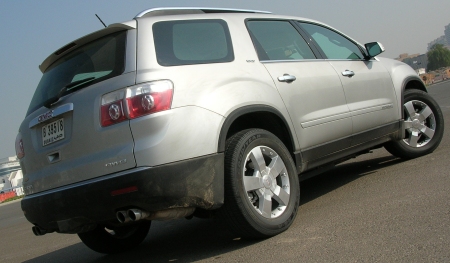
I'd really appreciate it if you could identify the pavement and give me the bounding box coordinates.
[1,81,449,262]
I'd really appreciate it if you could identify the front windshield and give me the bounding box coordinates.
[27,30,127,115]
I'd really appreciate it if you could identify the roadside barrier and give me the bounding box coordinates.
[0,191,17,203]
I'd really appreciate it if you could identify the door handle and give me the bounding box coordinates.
[278,74,296,83]
[342,70,355,77]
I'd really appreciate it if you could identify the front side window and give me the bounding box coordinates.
[153,19,234,66]
[28,31,127,115]
[299,22,364,60]
[247,20,316,61]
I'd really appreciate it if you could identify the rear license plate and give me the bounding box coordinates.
[42,118,65,146]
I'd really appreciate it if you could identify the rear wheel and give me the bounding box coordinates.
[385,89,444,159]
[219,129,300,238]
[77,221,151,254]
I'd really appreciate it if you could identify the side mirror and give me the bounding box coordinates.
[365,42,385,59]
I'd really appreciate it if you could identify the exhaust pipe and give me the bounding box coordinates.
[32,226,47,236]
[150,207,195,221]
[117,208,196,223]
[127,208,150,221]
[116,210,132,223]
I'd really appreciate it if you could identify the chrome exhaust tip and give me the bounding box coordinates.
[32,226,47,236]
[116,210,132,223]
[127,208,150,221]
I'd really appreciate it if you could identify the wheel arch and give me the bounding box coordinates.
[401,76,428,118]
[403,76,427,93]
[217,105,297,155]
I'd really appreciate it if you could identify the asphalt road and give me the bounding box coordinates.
[1,81,450,263]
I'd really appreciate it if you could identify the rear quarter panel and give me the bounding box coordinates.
[134,14,300,161]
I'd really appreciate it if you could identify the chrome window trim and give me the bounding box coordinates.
[261,59,325,63]
[321,59,367,62]
[261,58,374,63]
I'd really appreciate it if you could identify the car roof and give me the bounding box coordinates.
[132,8,356,44]
[40,7,364,72]
[132,7,330,32]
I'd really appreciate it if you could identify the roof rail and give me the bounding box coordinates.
[135,7,271,18]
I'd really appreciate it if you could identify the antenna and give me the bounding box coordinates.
[95,14,107,28]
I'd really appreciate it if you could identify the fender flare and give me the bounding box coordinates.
[217,104,296,153]
[401,75,427,93]
[401,75,427,118]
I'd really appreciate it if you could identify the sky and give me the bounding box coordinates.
[1,0,450,158]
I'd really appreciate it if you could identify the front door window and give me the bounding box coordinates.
[299,23,364,60]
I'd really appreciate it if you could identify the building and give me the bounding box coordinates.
[427,23,450,51]
[0,156,23,195]
[396,53,428,72]
[427,36,447,51]
[396,53,421,61]
[445,23,450,48]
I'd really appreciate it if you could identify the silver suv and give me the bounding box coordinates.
[16,7,444,254]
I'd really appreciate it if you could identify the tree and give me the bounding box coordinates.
[427,44,450,71]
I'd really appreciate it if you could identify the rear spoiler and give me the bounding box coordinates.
[39,20,136,73]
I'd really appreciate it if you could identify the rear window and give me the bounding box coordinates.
[27,31,127,115]
[153,19,234,66]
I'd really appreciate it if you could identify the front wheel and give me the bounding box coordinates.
[385,89,444,159]
[219,129,300,238]
[77,221,151,254]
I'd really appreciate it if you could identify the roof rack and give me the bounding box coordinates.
[134,7,271,18]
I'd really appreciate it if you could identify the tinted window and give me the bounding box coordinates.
[28,31,127,115]
[153,19,234,66]
[299,23,364,60]
[247,20,315,61]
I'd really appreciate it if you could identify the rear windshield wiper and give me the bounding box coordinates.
[65,77,96,90]
[43,77,95,108]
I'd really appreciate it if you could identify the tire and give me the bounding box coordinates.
[77,221,151,254]
[385,89,444,159]
[219,129,300,238]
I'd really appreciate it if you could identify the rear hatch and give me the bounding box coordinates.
[18,23,137,195]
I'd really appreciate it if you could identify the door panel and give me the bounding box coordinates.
[298,22,399,143]
[246,20,352,156]
[264,62,352,151]
[329,60,398,137]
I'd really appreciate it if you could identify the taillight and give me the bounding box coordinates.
[15,133,25,159]
[101,80,173,127]
[125,81,173,119]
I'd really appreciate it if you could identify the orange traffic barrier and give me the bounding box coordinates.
[0,191,17,202]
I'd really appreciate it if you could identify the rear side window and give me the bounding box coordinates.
[153,19,234,66]
[247,20,316,61]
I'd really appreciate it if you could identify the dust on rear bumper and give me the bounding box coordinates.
[21,153,224,233]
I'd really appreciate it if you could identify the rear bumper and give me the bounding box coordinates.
[21,153,224,234]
